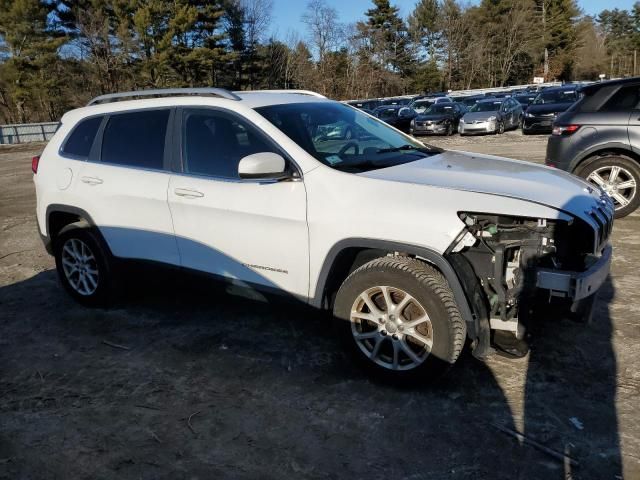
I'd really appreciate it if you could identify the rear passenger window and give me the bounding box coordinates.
[101,109,170,169]
[601,86,640,112]
[182,109,277,179]
[62,116,102,158]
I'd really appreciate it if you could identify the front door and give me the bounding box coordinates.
[167,107,309,298]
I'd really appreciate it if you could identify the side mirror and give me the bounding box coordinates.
[238,152,287,180]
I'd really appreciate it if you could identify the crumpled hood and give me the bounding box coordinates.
[526,103,573,115]
[359,150,608,222]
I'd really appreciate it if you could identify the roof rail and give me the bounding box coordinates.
[87,88,241,106]
[235,89,326,98]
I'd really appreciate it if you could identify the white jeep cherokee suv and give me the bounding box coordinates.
[34,88,614,381]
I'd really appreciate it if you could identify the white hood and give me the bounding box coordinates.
[359,150,610,223]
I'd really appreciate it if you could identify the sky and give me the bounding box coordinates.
[269,0,637,38]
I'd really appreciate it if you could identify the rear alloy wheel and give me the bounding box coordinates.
[61,238,99,296]
[333,256,466,382]
[578,155,640,218]
[54,223,114,306]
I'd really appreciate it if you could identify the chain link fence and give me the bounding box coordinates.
[0,122,60,145]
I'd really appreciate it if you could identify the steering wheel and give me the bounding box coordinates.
[338,142,359,156]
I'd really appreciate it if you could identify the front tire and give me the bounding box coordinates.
[333,256,466,382]
[54,223,115,307]
[496,121,505,134]
[576,154,640,218]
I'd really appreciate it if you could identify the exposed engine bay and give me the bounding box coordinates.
[446,212,604,357]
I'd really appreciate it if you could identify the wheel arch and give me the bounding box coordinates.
[312,238,480,345]
[573,144,640,173]
[45,204,108,252]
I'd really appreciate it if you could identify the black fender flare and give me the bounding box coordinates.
[44,204,106,254]
[573,142,637,172]
[311,238,479,343]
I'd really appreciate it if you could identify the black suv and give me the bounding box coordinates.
[546,77,640,218]
[523,85,580,135]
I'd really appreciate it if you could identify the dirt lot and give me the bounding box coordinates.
[1,134,639,480]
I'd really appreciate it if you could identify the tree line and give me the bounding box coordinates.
[0,0,638,124]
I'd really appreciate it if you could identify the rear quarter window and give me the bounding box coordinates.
[61,116,103,158]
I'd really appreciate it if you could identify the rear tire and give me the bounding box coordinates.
[333,256,466,383]
[54,223,115,307]
[576,154,640,218]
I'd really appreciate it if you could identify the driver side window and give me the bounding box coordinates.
[182,109,278,179]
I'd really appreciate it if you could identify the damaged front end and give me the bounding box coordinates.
[446,209,613,358]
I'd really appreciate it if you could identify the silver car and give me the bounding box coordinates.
[459,98,523,135]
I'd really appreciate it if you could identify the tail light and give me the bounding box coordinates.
[552,124,580,136]
[31,155,40,174]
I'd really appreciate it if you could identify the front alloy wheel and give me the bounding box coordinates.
[333,256,466,382]
[351,286,433,371]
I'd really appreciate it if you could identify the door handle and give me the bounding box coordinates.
[81,176,103,185]
[174,188,204,199]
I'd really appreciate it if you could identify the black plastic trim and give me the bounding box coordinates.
[311,238,477,340]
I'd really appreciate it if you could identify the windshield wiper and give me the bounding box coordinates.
[376,144,440,154]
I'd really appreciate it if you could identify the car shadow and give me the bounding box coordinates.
[0,264,621,479]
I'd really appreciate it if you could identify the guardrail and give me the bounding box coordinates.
[0,122,60,145]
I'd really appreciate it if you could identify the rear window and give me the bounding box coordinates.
[61,116,102,157]
[600,85,640,112]
[101,109,170,170]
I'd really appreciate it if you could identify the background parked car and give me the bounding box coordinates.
[522,85,580,134]
[347,99,380,111]
[379,96,415,106]
[459,94,491,108]
[514,94,537,108]
[372,104,416,132]
[314,119,361,141]
[546,77,640,218]
[459,98,522,135]
[410,102,464,136]
[410,96,453,114]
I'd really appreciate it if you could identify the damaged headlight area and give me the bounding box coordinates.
[447,212,601,327]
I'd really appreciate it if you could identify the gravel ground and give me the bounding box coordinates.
[0,136,638,480]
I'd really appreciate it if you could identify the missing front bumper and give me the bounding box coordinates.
[536,244,612,301]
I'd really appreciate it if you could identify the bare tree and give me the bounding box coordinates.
[301,0,343,63]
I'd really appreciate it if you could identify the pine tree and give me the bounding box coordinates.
[363,0,415,78]
[0,0,67,122]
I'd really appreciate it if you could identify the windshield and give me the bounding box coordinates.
[376,107,399,118]
[470,101,502,113]
[255,102,441,172]
[515,95,534,104]
[411,99,435,113]
[425,104,456,114]
[533,90,578,105]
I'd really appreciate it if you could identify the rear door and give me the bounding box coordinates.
[608,84,640,152]
[73,108,179,265]
[167,107,309,298]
